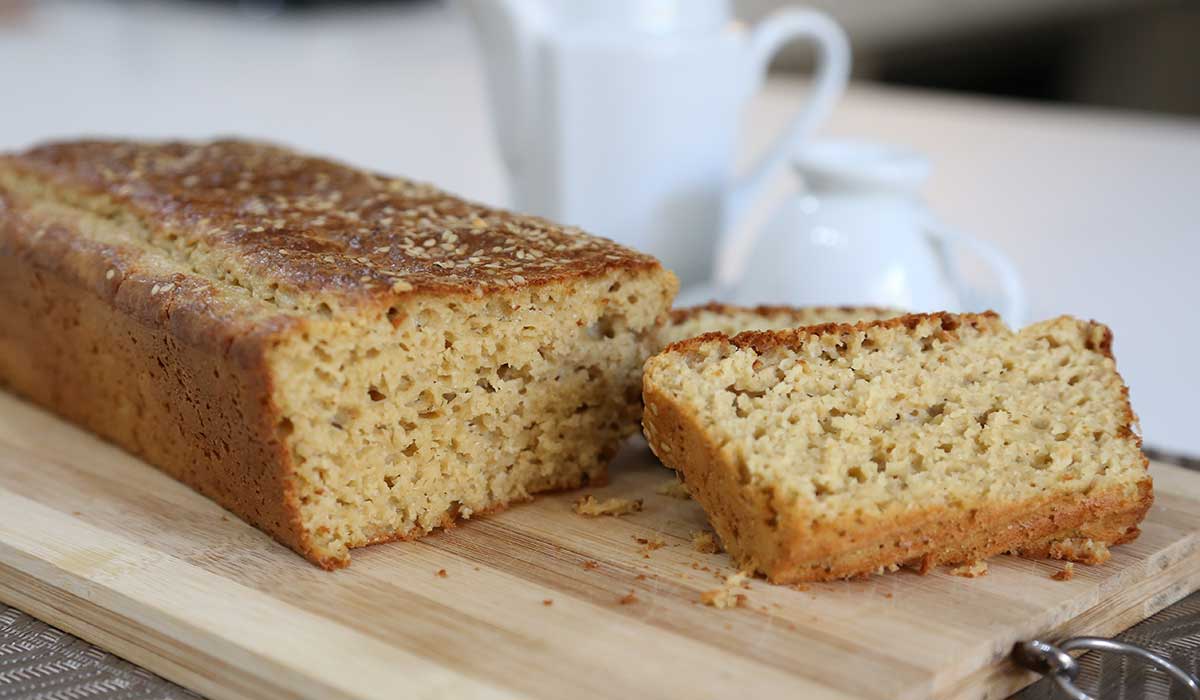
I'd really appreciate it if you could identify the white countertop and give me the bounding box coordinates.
[4,0,1199,454]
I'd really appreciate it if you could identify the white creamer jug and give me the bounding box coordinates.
[716,139,1027,325]
[460,0,850,287]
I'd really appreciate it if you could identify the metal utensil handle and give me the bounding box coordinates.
[1014,636,1200,700]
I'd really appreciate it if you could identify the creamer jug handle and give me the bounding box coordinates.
[718,8,849,283]
[925,217,1027,327]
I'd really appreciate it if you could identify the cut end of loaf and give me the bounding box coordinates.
[643,312,1151,582]
[274,268,675,566]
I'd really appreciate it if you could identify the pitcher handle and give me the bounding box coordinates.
[721,9,849,238]
[925,220,1027,327]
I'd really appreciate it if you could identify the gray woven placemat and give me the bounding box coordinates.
[0,606,198,700]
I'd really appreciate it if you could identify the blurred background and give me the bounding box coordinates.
[748,0,1200,118]
[15,0,1192,116]
[1,0,1198,456]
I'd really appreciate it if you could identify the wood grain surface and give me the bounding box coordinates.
[1,390,1197,700]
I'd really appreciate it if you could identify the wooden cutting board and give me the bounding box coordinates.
[1,391,1198,700]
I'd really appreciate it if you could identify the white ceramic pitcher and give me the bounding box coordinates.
[460,0,850,287]
[711,139,1027,325]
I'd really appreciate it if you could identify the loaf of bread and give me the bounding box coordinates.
[642,312,1151,582]
[0,139,677,568]
[659,302,898,349]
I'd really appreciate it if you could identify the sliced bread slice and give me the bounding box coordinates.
[642,312,1151,582]
[658,302,898,349]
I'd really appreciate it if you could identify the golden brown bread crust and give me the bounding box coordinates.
[643,312,1151,582]
[4,139,660,309]
[0,190,320,562]
[662,310,1000,356]
[666,301,897,326]
[0,138,671,568]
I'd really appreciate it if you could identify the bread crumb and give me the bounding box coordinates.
[690,530,721,554]
[574,495,643,517]
[883,592,893,599]
[793,583,810,592]
[635,573,647,581]
[619,590,638,605]
[582,560,599,570]
[634,534,665,556]
[1052,563,1075,581]
[949,561,989,578]
[436,568,448,578]
[655,479,691,499]
[701,572,749,609]
[542,599,554,606]
[1049,538,1111,565]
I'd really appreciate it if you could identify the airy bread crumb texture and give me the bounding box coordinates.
[274,272,670,563]
[643,312,1151,582]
